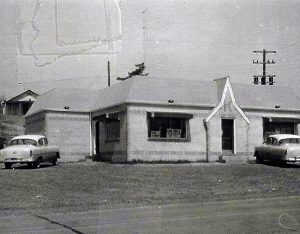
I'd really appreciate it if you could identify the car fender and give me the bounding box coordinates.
[32,148,43,161]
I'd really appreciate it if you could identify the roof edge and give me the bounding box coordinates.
[6,89,39,102]
[242,106,300,113]
[25,109,90,118]
[90,101,215,113]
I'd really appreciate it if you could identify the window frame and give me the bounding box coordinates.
[147,113,190,142]
[105,117,121,142]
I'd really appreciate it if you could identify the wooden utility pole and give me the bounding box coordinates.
[142,9,148,65]
[253,49,276,85]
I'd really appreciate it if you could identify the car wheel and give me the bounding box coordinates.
[52,158,58,166]
[33,157,42,169]
[4,163,12,169]
[256,155,264,164]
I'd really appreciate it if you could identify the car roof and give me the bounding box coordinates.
[269,134,300,141]
[10,135,46,142]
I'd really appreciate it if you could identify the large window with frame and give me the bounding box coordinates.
[106,117,120,141]
[148,114,189,140]
[263,118,297,140]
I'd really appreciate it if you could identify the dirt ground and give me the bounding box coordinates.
[0,162,299,216]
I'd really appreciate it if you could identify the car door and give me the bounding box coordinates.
[260,137,272,159]
[265,137,281,160]
[269,138,284,161]
[38,138,46,161]
[41,138,53,161]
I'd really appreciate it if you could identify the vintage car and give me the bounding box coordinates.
[0,135,59,169]
[254,134,300,164]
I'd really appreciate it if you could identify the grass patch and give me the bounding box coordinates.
[0,162,299,215]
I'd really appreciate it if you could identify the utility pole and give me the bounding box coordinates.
[142,9,148,65]
[107,61,111,87]
[253,49,276,85]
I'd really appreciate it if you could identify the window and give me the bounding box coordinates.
[263,118,296,140]
[279,138,300,145]
[148,116,187,140]
[9,139,37,146]
[39,138,48,146]
[266,137,272,145]
[266,137,278,145]
[271,138,278,145]
[106,118,120,141]
[38,139,44,146]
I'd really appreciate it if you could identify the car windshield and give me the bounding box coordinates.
[9,139,38,146]
[279,138,300,145]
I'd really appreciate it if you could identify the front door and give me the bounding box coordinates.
[222,119,234,154]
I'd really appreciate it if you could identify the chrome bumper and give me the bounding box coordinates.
[286,157,300,162]
[4,158,34,163]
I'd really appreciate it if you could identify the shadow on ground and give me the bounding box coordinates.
[263,161,300,168]
[0,163,57,170]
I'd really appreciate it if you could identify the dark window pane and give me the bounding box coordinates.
[106,119,120,140]
[148,116,187,139]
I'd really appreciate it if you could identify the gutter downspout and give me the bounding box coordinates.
[89,112,93,158]
[204,120,209,163]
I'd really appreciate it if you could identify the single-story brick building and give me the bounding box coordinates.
[25,76,300,163]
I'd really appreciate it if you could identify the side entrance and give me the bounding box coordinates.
[222,119,234,155]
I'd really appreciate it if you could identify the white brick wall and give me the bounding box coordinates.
[46,112,90,161]
[127,105,210,162]
[25,105,300,163]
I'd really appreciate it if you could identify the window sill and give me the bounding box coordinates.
[148,138,189,142]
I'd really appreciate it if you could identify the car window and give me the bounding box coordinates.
[23,139,38,146]
[9,139,37,146]
[43,138,48,146]
[279,138,300,145]
[272,138,279,145]
[266,137,272,145]
[38,139,44,146]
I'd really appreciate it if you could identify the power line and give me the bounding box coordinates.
[253,49,276,85]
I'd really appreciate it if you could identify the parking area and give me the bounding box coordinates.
[0,161,299,216]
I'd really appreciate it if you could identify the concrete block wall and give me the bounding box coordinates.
[127,105,210,162]
[206,118,221,157]
[235,118,250,155]
[45,112,90,162]
[247,116,263,155]
[98,111,127,162]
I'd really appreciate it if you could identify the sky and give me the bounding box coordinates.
[1,0,300,98]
